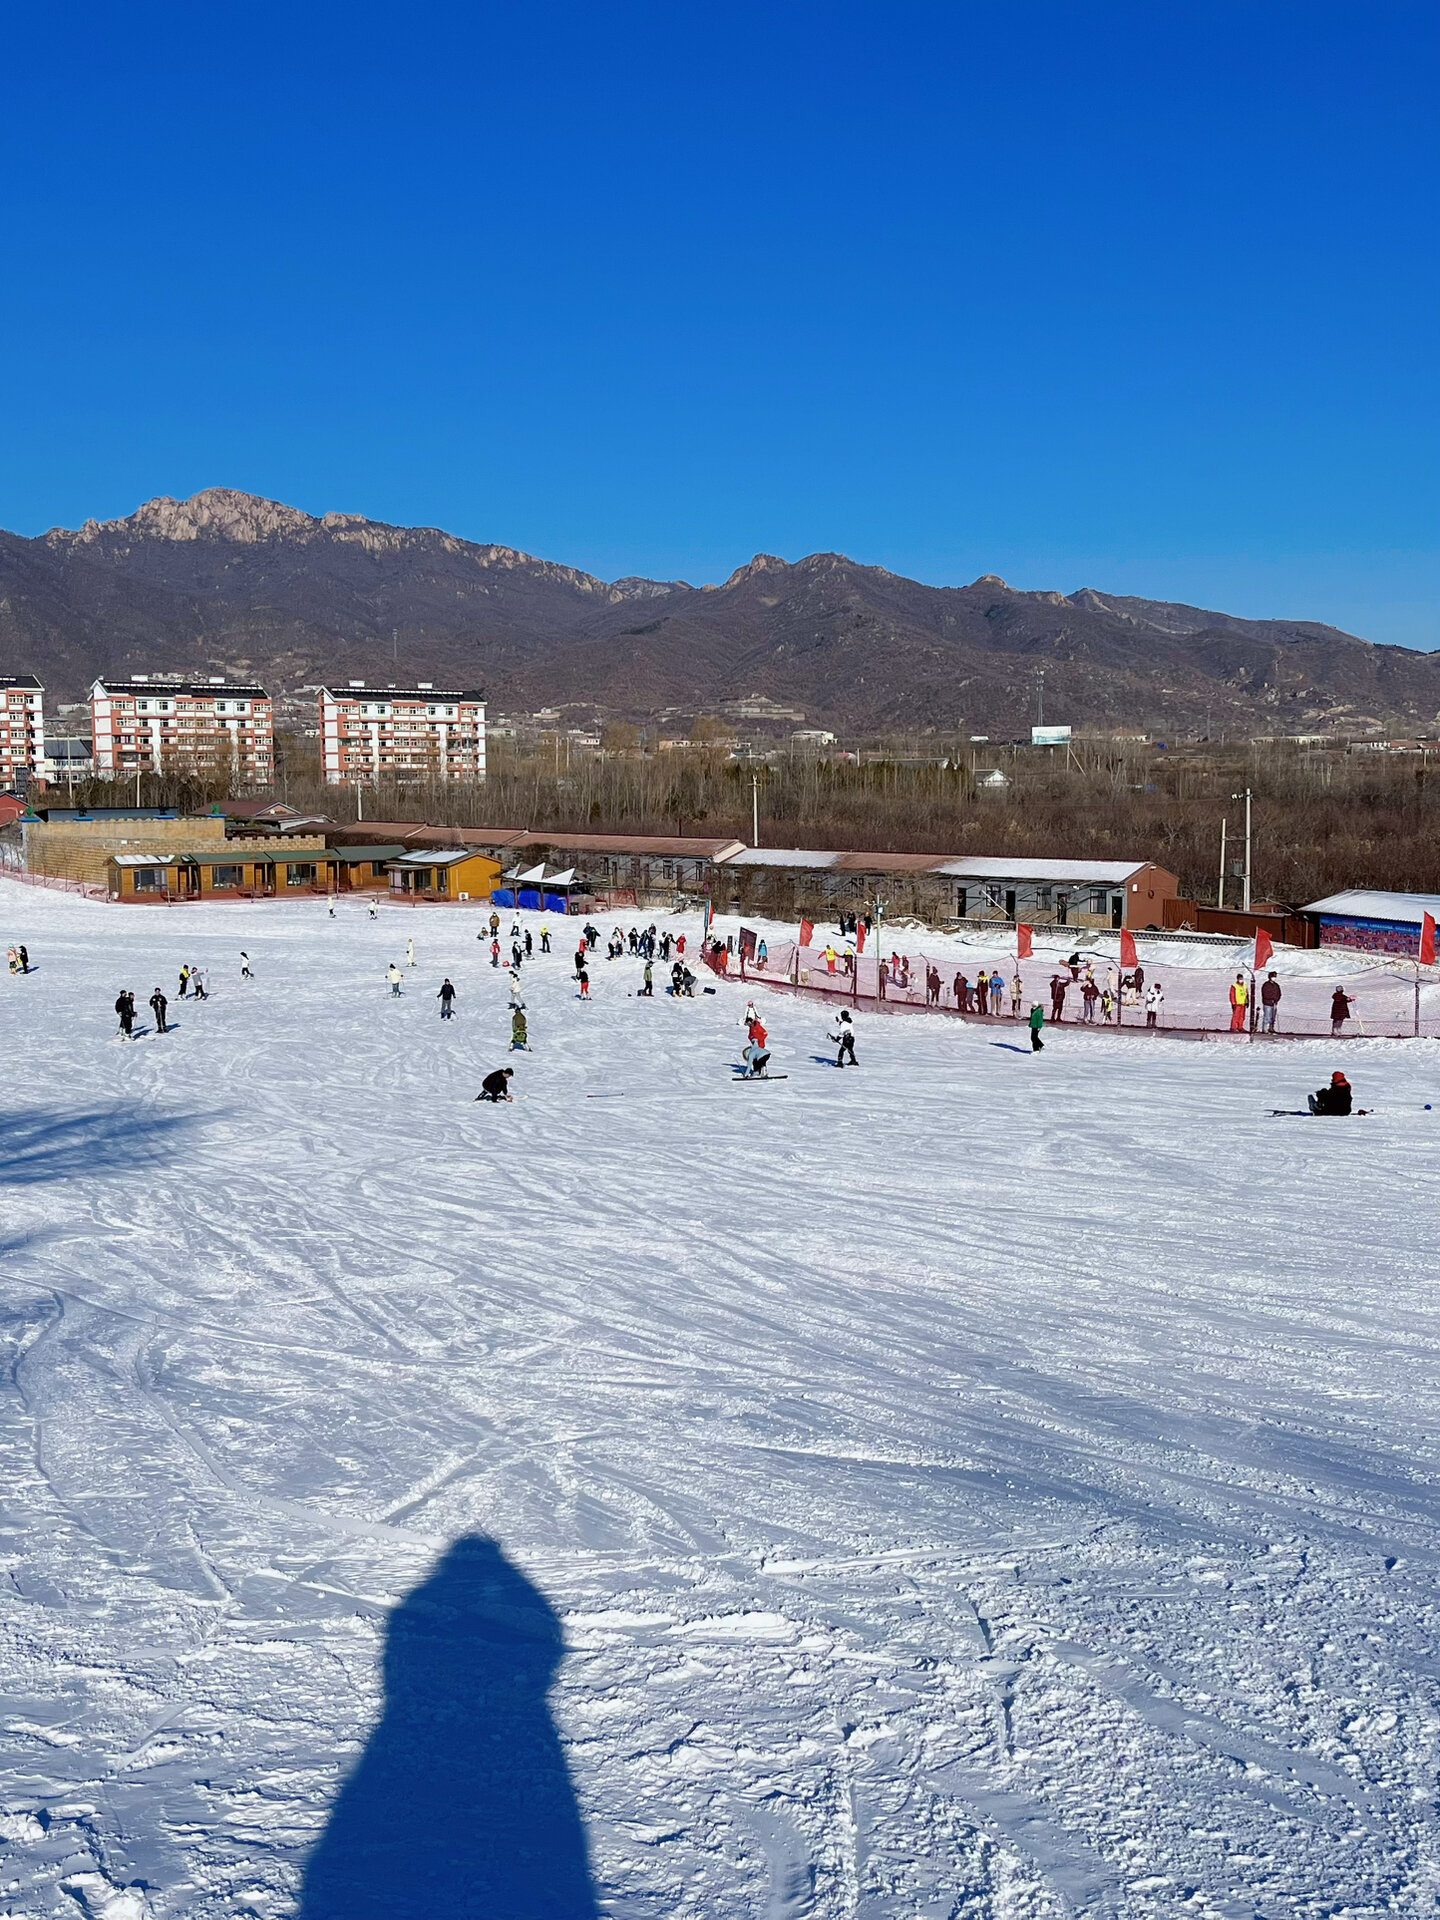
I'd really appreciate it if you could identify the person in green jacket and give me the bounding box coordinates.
[1028,1003,1045,1052]
[511,1007,529,1050]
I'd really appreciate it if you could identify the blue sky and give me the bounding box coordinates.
[3,2,1436,643]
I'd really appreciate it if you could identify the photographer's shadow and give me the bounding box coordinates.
[300,1535,599,1919]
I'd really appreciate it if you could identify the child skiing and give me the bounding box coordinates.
[511,1007,529,1050]
[830,1007,857,1066]
[438,978,456,1018]
[387,963,404,997]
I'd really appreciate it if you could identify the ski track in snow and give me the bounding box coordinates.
[1,882,1439,1917]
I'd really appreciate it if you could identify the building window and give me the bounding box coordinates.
[133,867,165,892]
[213,865,244,888]
[1089,889,1108,915]
[286,864,317,887]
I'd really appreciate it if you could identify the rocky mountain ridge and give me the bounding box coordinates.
[2,488,1435,736]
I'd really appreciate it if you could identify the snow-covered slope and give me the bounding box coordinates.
[2,883,1438,1918]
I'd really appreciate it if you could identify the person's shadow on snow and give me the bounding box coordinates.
[299,1536,599,1919]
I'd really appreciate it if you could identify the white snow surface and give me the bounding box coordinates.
[3,880,1440,1918]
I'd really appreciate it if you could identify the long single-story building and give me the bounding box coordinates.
[1304,888,1440,957]
[106,847,355,900]
[715,850,1179,929]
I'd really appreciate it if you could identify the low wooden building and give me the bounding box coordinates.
[385,848,502,900]
[107,848,349,899]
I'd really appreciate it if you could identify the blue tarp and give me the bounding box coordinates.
[491,888,516,908]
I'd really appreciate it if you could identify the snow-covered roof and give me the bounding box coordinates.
[1305,889,1440,925]
[111,853,174,866]
[932,857,1152,884]
[721,848,845,868]
[389,848,491,868]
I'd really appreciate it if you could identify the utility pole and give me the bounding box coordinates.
[1217,818,1227,910]
[1231,787,1253,910]
[751,773,760,848]
[1036,669,1044,730]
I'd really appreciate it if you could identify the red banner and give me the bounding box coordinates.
[1253,928,1274,971]
[855,921,866,953]
[1119,928,1138,969]
[1422,912,1437,967]
[1016,923,1033,958]
[799,918,814,949]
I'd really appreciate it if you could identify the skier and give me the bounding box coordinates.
[178,965,190,998]
[540,925,551,953]
[115,989,136,1040]
[1308,1071,1354,1116]
[1228,973,1249,1032]
[1028,1002,1045,1051]
[507,968,525,1004]
[576,959,590,999]
[524,929,533,958]
[476,1067,515,1102]
[641,958,654,996]
[511,1007,529,1050]
[149,987,169,1034]
[1260,971,1282,1032]
[192,967,209,1001]
[830,1007,857,1067]
[406,938,416,968]
[387,963,404,997]
[511,941,523,970]
[240,951,253,979]
[368,905,378,921]
[1145,981,1164,1028]
[1330,987,1353,1036]
[438,978,456,1018]
[490,938,501,969]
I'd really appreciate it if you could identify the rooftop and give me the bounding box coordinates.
[1305,889,1440,925]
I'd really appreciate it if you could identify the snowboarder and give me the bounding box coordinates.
[368,905,378,921]
[1145,981,1164,1028]
[240,951,253,979]
[511,1007,529,1050]
[115,989,136,1039]
[1260,972,1282,1032]
[476,1067,515,1102]
[406,938,416,968]
[1308,1071,1353,1116]
[742,1014,772,1076]
[149,987,169,1033]
[1330,987,1353,1035]
[1229,973,1249,1032]
[830,1007,857,1066]
[17,945,28,974]
[1028,1002,1045,1051]
[387,963,404,997]
[438,978,456,1018]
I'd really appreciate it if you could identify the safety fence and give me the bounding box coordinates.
[0,861,108,901]
[702,937,1440,1041]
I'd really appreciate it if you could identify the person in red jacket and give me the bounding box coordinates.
[742,1015,771,1075]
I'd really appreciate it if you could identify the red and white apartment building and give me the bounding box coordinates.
[0,676,45,789]
[90,677,274,782]
[318,683,487,785]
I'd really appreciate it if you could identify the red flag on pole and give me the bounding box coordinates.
[1119,928,1138,969]
[798,918,814,950]
[1253,928,1274,971]
[1421,912,1437,966]
[855,921,866,953]
[1016,924,1033,959]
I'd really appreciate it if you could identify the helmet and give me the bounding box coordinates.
[1332,1071,1348,1084]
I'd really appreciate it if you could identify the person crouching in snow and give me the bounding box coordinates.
[830,1007,857,1066]
[476,1067,515,1102]
[1309,1071,1354,1115]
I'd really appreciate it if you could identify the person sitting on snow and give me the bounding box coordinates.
[1308,1071,1354,1116]
[742,1015,771,1076]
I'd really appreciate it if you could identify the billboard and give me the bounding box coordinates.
[1031,725,1072,746]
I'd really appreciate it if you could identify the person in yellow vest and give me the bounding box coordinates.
[1228,972,1249,1032]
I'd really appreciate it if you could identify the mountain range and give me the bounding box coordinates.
[1,488,1435,737]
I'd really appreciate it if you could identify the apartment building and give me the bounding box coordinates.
[318,683,486,785]
[0,676,45,789]
[90,677,274,781]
